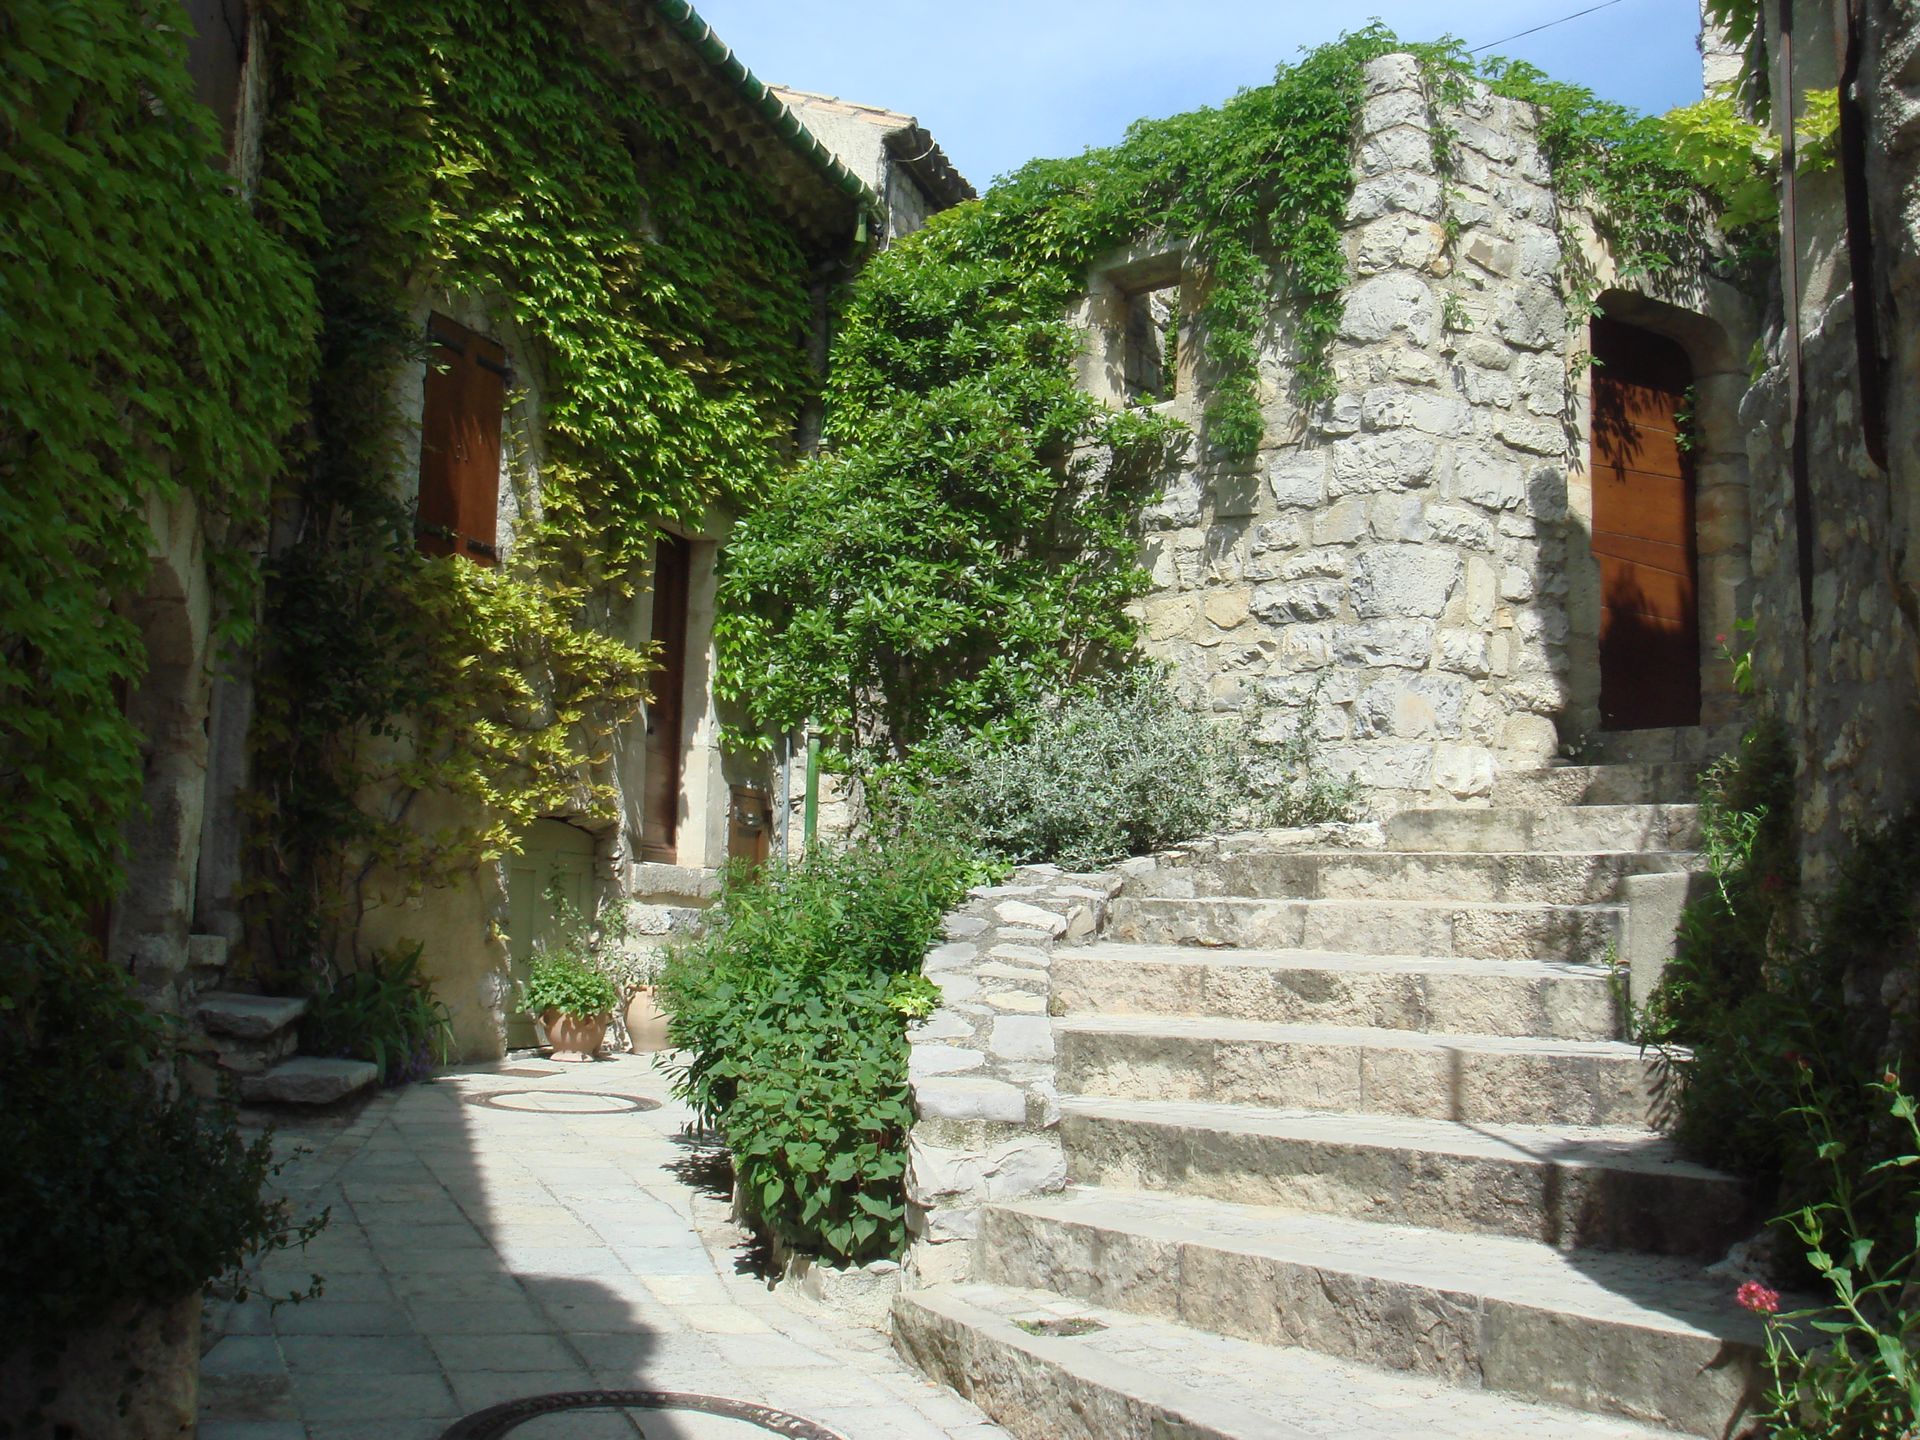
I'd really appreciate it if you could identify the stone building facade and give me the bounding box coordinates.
[113,0,969,1063]
[1112,56,1759,812]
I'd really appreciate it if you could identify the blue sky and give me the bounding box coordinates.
[692,0,1708,190]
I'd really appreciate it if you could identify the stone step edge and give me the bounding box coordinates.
[1055,1095,1734,1180]
[1119,894,1628,914]
[1065,944,1618,978]
[993,1186,1765,1340]
[1056,1013,1664,1059]
[893,1282,1678,1440]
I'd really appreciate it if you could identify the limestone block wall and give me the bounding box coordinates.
[1125,55,1583,809]
[902,867,1119,1285]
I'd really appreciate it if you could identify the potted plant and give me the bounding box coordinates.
[522,949,619,1062]
[606,946,670,1053]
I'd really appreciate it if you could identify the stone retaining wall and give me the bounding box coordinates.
[901,866,1120,1285]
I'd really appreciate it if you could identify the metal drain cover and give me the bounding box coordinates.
[441,1390,848,1440]
[461,1089,663,1115]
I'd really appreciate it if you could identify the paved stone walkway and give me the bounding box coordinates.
[199,1055,1012,1440]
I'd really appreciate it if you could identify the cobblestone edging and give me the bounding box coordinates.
[901,865,1121,1285]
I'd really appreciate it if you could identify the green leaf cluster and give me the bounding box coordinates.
[659,832,974,1263]
[302,939,455,1085]
[1755,1073,1920,1437]
[1,0,314,943]
[0,903,325,1365]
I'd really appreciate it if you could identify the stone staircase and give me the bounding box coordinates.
[192,940,379,1106]
[896,728,1776,1439]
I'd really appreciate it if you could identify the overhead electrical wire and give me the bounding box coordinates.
[1469,0,1635,53]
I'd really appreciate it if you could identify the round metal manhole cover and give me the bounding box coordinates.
[461,1089,663,1115]
[441,1390,848,1439]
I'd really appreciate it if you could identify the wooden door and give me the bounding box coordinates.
[640,534,692,863]
[1590,317,1700,731]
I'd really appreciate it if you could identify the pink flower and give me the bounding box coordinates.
[1737,1282,1781,1315]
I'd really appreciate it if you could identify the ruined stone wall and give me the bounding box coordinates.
[1125,56,1580,811]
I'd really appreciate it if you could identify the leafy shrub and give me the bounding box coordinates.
[659,831,970,1263]
[908,670,1359,871]
[0,909,324,1367]
[1751,1072,1919,1438]
[301,940,453,1085]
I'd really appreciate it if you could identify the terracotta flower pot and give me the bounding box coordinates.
[541,1007,608,1062]
[624,986,670,1053]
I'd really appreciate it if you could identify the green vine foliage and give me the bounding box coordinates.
[246,0,818,965]
[1,0,313,947]
[715,26,1759,764]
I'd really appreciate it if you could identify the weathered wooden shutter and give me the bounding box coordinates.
[418,314,507,566]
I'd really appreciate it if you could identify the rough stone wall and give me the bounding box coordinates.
[1127,56,1579,811]
[902,868,1118,1284]
[1740,2,1920,1034]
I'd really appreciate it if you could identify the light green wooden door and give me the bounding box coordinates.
[506,819,597,1048]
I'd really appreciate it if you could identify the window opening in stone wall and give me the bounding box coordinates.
[1122,283,1180,404]
[417,314,507,566]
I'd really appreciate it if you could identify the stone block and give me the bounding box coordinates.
[990,1017,1055,1063]
[1330,433,1439,494]
[239,1058,378,1106]
[914,1077,1028,1124]
[1345,173,1444,224]
[910,1043,989,1078]
[1268,450,1328,508]
[1358,673,1469,740]
[1314,498,1367,545]
[1491,281,1564,350]
[992,899,1065,934]
[1250,580,1343,623]
[1338,272,1438,345]
[1350,545,1459,619]
[1450,448,1526,510]
[1331,619,1433,668]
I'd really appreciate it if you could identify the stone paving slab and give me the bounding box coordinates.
[201,1055,1012,1440]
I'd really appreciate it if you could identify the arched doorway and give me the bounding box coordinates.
[1589,315,1701,731]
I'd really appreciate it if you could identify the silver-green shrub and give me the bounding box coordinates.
[915,670,1360,871]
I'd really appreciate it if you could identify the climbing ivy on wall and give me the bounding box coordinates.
[0,0,313,952]
[715,24,1745,765]
[249,0,820,965]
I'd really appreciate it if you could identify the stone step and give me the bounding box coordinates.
[1052,944,1621,1040]
[1107,894,1624,961]
[207,1026,301,1077]
[238,1057,379,1106]
[1490,761,1704,809]
[893,1281,1676,1440]
[977,1188,1768,1436]
[1057,1097,1746,1256]
[195,990,309,1040]
[1055,1015,1668,1127]
[1384,804,1701,854]
[1127,847,1693,906]
[1583,724,1743,766]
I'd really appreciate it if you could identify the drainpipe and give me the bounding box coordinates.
[803,727,821,850]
